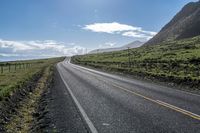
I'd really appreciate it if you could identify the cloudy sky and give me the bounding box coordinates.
[0,0,197,61]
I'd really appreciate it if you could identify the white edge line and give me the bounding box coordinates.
[57,63,98,133]
[64,60,200,120]
[68,60,200,98]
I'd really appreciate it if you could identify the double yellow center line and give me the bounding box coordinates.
[70,63,200,121]
[111,83,200,121]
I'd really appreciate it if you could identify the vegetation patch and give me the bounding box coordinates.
[0,58,64,100]
[5,66,52,133]
[0,57,64,132]
[71,36,200,92]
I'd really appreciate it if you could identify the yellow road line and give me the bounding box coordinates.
[156,100,200,120]
[111,83,200,121]
[69,62,200,121]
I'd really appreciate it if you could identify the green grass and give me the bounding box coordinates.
[0,57,64,100]
[72,36,200,88]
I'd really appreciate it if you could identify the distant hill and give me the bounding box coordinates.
[145,1,200,46]
[89,41,144,54]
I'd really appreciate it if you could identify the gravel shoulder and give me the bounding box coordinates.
[48,67,89,133]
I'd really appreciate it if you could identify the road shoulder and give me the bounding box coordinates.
[48,67,89,133]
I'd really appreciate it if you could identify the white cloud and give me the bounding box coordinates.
[83,22,157,40]
[0,39,86,60]
[106,42,115,47]
[0,39,33,51]
[83,22,141,34]
[99,42,116,48]
[122,31,145,38]
[122,31,157,40]
[142,31,157,36]
[0,53,19,57]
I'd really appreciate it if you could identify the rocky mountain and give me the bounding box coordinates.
[89,41,144,54]
[145,0,200,45]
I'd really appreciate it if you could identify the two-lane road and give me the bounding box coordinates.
[56,59,200,133]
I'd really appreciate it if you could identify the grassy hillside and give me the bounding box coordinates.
[72,36,200,89]
[0,57,64,100]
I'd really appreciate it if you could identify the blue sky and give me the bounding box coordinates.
[0,0,197,61]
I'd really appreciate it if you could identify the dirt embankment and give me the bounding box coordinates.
[0,66,55,133]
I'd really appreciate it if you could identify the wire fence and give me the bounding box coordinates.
[0,63,32,74]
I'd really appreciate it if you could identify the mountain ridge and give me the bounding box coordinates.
[144,1,200,46]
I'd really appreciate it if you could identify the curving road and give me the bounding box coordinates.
[56,59,200,133]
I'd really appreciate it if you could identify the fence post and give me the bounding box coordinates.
[9,64,11,72]
[1,65,3,74]
[197,64,200,77]
[127,47,131,68]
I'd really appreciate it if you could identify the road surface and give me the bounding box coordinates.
[56,59,200,133]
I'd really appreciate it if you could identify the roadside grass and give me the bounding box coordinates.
[0,57,64,100]
[5,65,53,133]
[71,36,200,89]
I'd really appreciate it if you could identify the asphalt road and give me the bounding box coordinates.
[56,59,200,133]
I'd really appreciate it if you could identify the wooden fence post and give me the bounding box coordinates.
[127,47,131,68]
[197,64,200,77]
[15,64,17,71]
[9,64,11,72]
[1,65,3,74]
